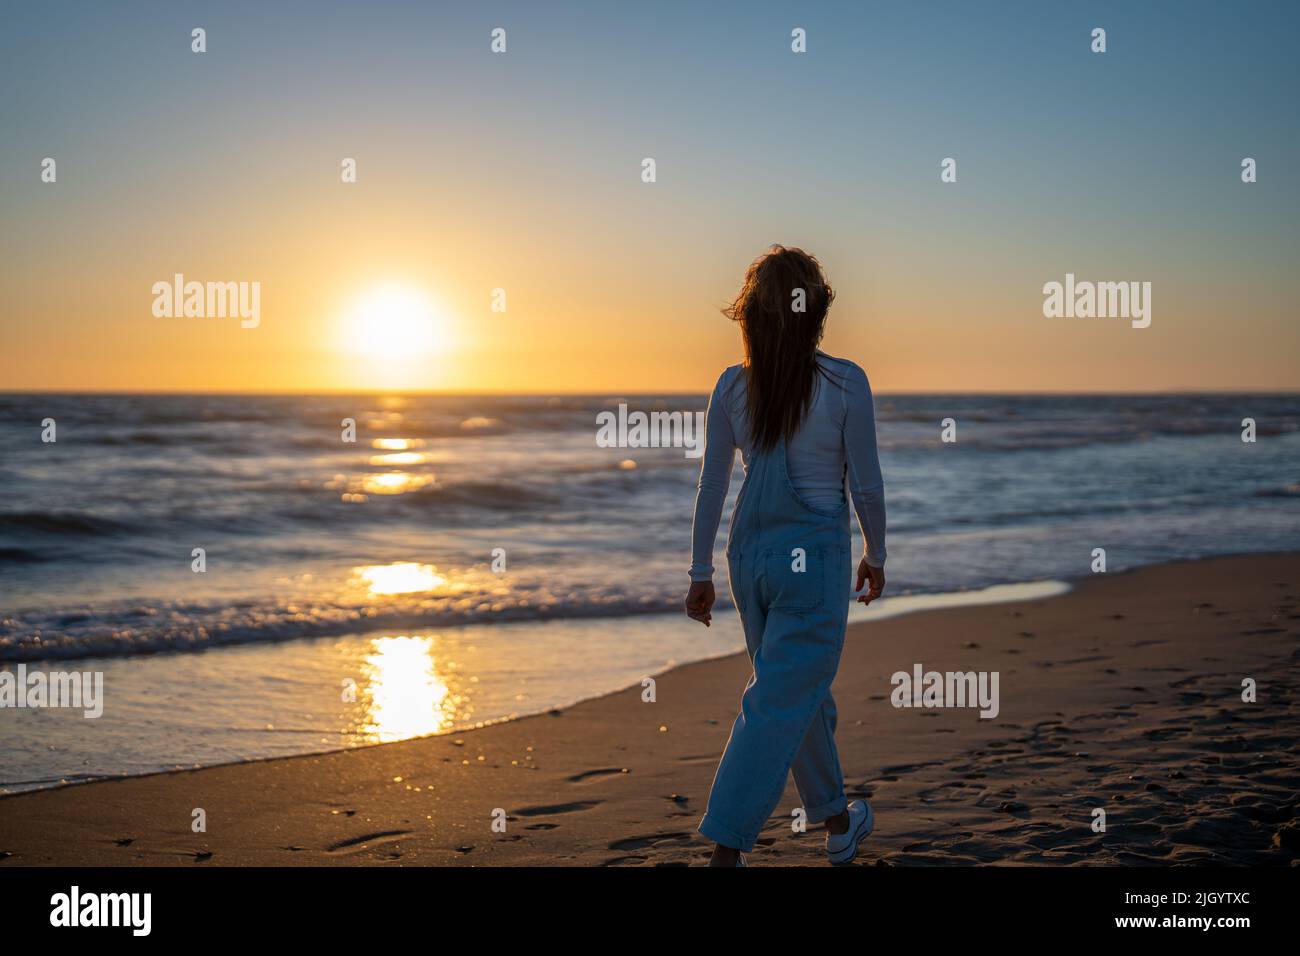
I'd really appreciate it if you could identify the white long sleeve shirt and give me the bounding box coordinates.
[689,352,887,582]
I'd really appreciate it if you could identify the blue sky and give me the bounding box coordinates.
[2,1,1296,392]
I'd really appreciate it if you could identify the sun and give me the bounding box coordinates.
[340,284,450,362]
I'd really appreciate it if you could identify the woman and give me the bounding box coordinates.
[685,246,887,867]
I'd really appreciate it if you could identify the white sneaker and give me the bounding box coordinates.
[826,800,873,865]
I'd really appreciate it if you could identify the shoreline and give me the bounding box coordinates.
[0,579,1069,796]
[0,577,1076,668]
[1,553,1297,866]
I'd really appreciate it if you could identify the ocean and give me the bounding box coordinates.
[1,392,1297,792]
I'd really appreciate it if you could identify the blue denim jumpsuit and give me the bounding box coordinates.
[698,439,853,852]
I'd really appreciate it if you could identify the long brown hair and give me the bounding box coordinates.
[723,245,835,451]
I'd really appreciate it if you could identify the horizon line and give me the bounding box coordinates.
[4,388,1300,398]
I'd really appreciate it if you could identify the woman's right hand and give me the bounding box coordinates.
[855,558,885,606]
[685,580,715,626]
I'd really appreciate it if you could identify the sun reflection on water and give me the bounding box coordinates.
[361,472,432,495]
[356,562,446,595]
[359,635,456,741]
[368,451,427,466]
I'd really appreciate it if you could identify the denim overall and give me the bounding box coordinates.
[698,439,853,852]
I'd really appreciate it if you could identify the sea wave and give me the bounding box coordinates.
[1256,483,1300,498]
[0,589,681,663]
[3,392,1298,668]
[0,510,130,537]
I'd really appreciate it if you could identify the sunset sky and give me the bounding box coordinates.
[1,1,1297,394]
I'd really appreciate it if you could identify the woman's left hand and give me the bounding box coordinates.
[685,580,715,626]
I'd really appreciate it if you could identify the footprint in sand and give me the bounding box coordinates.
[880,760,943,776]
[675,753,719,765]
[326,830,412,854]
[607,831,696,852]
[512,800,602,817]
[566,767,629,784]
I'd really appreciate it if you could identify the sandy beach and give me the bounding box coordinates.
[2,553,1297,867]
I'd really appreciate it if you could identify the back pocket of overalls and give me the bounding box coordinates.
[763,548,825,613]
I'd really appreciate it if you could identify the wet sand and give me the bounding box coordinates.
[1,553,1297,866]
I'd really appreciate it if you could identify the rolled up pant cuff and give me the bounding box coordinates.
[802,792,848,825]
[698,813,755,853]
